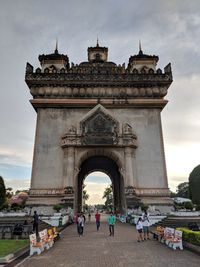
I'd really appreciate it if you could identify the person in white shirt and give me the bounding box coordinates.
[77,214,85,236]
[136,217,143,242]
[142,210,150,240]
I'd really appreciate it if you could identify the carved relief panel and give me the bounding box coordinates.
[81,109,119,145]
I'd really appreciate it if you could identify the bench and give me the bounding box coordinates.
[29,233,44,256]
[168,230,183,250]
[152,226,164,241]
[48,227,60,242]
[162,227,175,245]
[39,229,54,249]
[29,227,58,256]
[152,226,183,250]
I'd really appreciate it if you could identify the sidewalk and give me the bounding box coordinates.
[18,214,200,267]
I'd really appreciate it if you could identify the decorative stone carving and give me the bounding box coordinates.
[123,123,133,135]
[68,125,76,134]
[125,186,136,196]
[81,109,119,146]
[125,186,141,208]
[35,68,41,73]
[135,188,170,197]
[64,186,74,195]
[30,189,64,195]
[61,136,81,147]
[26,62,33,73]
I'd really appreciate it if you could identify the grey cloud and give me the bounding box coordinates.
[0,0,200,190]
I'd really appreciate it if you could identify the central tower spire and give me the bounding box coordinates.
[96,36,99,47]
[55,39,58,54]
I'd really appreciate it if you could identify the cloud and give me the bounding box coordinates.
[0,163,31,180]
[0,0,200,195]
[4,178,30,192]
[84,172,111,184]
[84,181,111,205]
[86,194,105,205]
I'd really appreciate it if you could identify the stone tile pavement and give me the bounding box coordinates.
[18,214,200,267]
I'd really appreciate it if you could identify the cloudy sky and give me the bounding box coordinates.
[0,0,200,203]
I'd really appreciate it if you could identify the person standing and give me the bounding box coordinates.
[77,213,85,236]
[108,212,116,236]
[95,210,101,231]
[32,210,39,236]
[142,210,150,240]
[136,217,143,242]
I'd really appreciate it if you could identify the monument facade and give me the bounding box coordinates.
[25,41,173,213]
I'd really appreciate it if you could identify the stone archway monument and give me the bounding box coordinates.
[25,41,173,213]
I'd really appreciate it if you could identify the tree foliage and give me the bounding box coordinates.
[0,176,6,209]
[102,185,113,210]
[6,187,14,199]
[176,182,189,198]
[82,183,89,201]
[102,185,112,199]
[189,165,200,204]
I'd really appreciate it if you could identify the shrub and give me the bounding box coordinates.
[195,204,200,211]
[11,203,20,211]
[140,203,149,212]
[1,202,9,210]
[189,165,200,204]
[184,202,194,211]
[53,204,62,212]
[177,227,200,246]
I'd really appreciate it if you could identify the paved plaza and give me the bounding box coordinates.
[18,215,199,267]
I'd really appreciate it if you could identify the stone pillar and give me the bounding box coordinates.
[132,149,138,187]
[63,148,68,187]
[125,147,134,186]
[63,147,75,187]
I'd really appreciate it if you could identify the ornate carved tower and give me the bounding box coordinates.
[25,41,173,213]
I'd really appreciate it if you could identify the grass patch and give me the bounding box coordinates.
[0,240,29,257]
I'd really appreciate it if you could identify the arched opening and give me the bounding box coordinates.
[83,171,112,211]
[76,155,125,213]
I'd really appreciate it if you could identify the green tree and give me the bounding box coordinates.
[0,176,6,210]
[189,165,200,204]
[102,185,113,210]
[82,184,89,202]
[170,190,176,198]
[176,182,189,198]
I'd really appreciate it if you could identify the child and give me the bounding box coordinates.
[136,217,143,242]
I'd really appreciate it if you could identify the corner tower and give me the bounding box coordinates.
[25,42,173,214]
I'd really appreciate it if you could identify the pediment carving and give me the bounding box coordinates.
[60,105,137,148]
[81,105,119,145]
